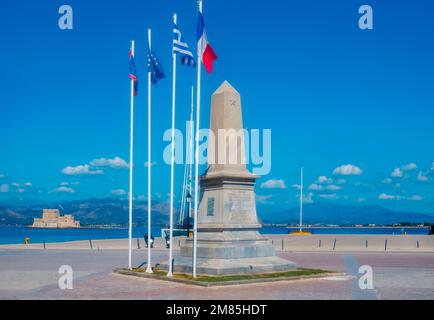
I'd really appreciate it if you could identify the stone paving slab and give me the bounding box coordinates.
[0,249,433,299]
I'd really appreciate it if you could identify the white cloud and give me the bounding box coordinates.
[326,185,342,191]
[256,194,274,205]
[417,171,429,182]
[291,184,301,190]
[402,163,417,171]
[378,193,398,200]
[260,179,287,189]
[317,176,333,184]
[0,184,10,193]
[382,178,393,184]
[90,157,128,169]
[377,193,421,201]
[49,187,75,194]
[11,182,32,188]
[333,164,363,176]
[144,161,157,168]
[17,188,26,193]
[408,195,423,201]
[391,168,403,178]
[319,193,337,199]
[62,165,104,176]
[303,192,314,204]
[356,197,366,203]
[60,181,80,186]
[111,189,127,196]
[308,183,324,191]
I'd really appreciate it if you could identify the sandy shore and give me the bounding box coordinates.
[1,234,433,252]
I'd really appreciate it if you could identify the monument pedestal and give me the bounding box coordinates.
[159,81,296,275]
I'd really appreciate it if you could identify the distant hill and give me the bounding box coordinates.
[258,203,434,225]
[0,198,433,227]
[0,198,176,227]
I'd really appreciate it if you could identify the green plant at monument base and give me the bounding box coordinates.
[129,267,332,283]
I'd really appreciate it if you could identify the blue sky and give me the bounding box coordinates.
[0,0,433,214]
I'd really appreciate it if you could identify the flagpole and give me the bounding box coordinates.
[128,40,135,271]
[146,29,153,274]
[299,166,303,233]
[167,13,178,278]
[192,0,203,279]
[189,85,194,220]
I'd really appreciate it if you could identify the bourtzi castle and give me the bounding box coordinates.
[32,209,80,228]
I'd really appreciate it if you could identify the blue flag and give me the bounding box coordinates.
[147,49,165,86]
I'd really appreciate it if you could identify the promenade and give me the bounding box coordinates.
[2,234,433,252]
[1,234,434,300]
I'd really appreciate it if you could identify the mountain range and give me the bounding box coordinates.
[0,198,433,227]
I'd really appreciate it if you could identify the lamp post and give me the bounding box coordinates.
[186,192,192,237]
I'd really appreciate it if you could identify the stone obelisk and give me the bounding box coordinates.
[166,81,296,275]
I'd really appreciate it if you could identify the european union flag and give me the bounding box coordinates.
[147,49,165,86]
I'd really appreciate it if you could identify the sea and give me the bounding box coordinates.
[0,225,430,245]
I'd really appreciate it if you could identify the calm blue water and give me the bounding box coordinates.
[0,226,430,245]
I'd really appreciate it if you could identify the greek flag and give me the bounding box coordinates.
[173,23,196,67]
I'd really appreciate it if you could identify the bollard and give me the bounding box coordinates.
[137,238,140,249]
[272,240,274,245]
[365,240,368,248]
[417,240,420,249]
[43,240,46,249]
[319,239,322,248]
[171,258,175,272]
[333,239,337,251]
[281,239,284,251]
[178,239,181,247]
[384,239,388,251]
[89,239,93,250]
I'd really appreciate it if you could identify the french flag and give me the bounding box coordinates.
[197,11,217,74]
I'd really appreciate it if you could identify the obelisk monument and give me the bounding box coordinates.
[165,81,296,275]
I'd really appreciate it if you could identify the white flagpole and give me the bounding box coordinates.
[128,40,135,270]
[167,13,178,278]
[189,85,194,219]
[146,29,153,274]
[192,0,203,279]
[299,166,303,233]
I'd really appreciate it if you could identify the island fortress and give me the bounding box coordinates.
[32,209,80,228]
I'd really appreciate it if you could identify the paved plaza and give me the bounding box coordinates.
[1,242,433,299]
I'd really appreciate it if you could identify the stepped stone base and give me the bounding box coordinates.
[158,256,296,276]
[158,231,297,275]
